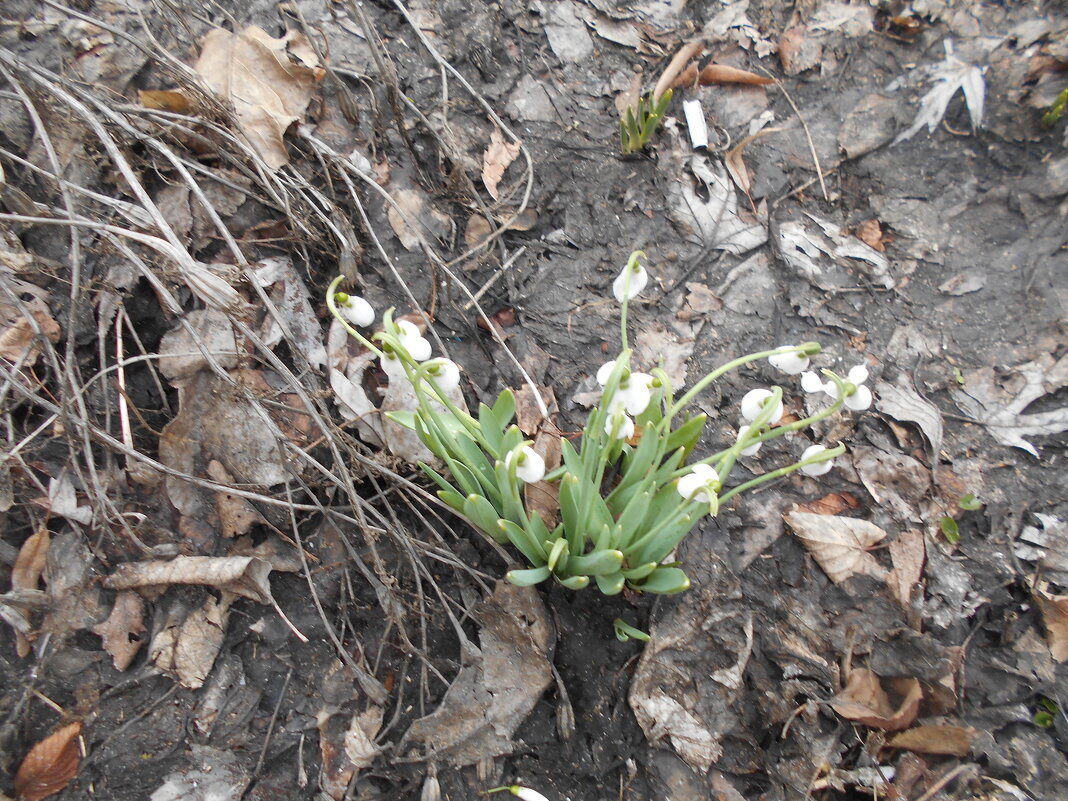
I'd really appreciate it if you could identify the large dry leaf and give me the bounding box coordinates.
[481,129,521,200]
[951,354,1068,458]
[207,461,267,539]
[387,188,451,252]
[253,256,328,369]
[158,309,240,381]
[852,447,931,522]
[194,27,323,170]
[785,512,889,584]
[317,706,383,800]
[894,40,984,144]
[0,307,60,367]
[11,527,50,656]
[887,725,975,757]
[875,376,944,465]
[1035,589,1068,662]
[398,582,552,765]
[15,721,82,801]
[830,669,922,731]
[670,155,767,255]
[150,595,231,689]
[92,591,146,671]
[775,212,892,289]
[104,555,275,604]
[1016,514,1068,585]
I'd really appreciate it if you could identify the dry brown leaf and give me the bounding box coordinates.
[785,512,889,584]
[0,307,60,367]
[669,63,699,90]
[614,71,642,118]
[830,669,922,731]
[387,188,451,252]
[318,707,383,800]
[653,41,704,103]
[887,725,975,757]
[481,129,521,201]
[12,528,50,592]
[793,493,860,516]
[1035,589,1068,661]
[157,309,240,381]
[91,591,145,671]
[103,555,275,604]
[194,26,323,170]
[208,461,267,538]
[14,721,82,801]
[889,529,925,608]
[698,63,774,86]
[464,214,492,251]
[724,128,782,210]
[856,219,887,252]
[150,595,231,689]
[137,89,191,113]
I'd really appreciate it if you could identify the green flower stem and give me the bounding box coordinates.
[666,344,820,421]
[717,443,846,506]
[326,275,385,358]
[410,361,488,448]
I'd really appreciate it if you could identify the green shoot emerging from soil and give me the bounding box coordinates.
[326,252,874,623]
[620,90,673,155]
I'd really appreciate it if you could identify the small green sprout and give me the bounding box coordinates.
[940,516,960,543]
[613,618,651,643]
[1042,87,1067,129]
[1033,697,1059,728]
[959,493,982,511]
[620,89,673,155]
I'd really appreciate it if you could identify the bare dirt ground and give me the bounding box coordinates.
[1,1,1067,800]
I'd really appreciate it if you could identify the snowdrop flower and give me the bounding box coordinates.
[380,350,409,383]
[500,787,550,801]
[801,364,872,411]
[612,257,648,302]
[335,292,375,327]
[740,388,784,424]
[676,463,720,515]
[799,444,834,477]
[504,446,545,484]
[423,358,460,392]
[597,361,653,416]
[736,424,761,456]
[395,319,432,362]
[768,345,810,375]
[605,410,635,440]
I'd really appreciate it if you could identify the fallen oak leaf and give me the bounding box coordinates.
[698,63,774,86]
[886,724,975,757]
[15,721,82,801]
[785,512,888,584]
[829,669,922,731]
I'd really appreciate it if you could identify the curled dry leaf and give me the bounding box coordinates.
[793,492,859,516]
[387,188,452,252]
[830,668,922,731]
[1034,589,1068,662]
[137,89,191,113]
[887,725,975,757]
[481,129,521,201]
[785,512,888,584]
[698,63,774,86]
[150,595,232,689]
[208,460,267,539]
[0,306,60,367]
[855,219,887,252]
[92,591,146,671]
[14,721,82,801]
[888,529,925,609]
[104,555,276,605]
[194,26,324,170]
[653,41,704,103]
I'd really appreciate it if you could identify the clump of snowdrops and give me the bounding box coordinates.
[327,253,871,625]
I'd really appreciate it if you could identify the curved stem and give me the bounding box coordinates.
[717,443,846,505]
[325,275,385,358]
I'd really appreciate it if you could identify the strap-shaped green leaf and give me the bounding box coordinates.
[627,511,697,567]
[558,472,585,554]
[631,566,690,594]
[498,519,547,565]
[437,489,466,515]
[506,565,550,586]
[385,410,418,431]
[565,548,624,576]
[611,490,653,551]
[595,571,626,595]
[492,388,516,427]
[557,574,589,590]
[477,403,503,456]
[621,561,658,580]
[664,413,707,459]
[464,493,502,538]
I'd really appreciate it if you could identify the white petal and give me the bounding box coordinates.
[596,360,617,386]
[381,353,408,382]
[691,463,718,480]
[622,379,652,416]
[740,389,783,424]
[677,472,710,504]
[799,444,833,477]
[844,384,873,411]
[507,447,545,484]
[604,412,634,440]
[736,424,761,457]
[425,358,460,392]
[513,788,551,801]
[612,263,648,302]
[847,364,869,385]
[396,319,420,339]
[801,371,825,394]
[768,347,810,375]
[340,295,375,327]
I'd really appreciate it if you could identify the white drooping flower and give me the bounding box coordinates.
[605,411,635,440]
[597,361,653,416]
[801,363,872,411]
[676,463,720,511]
[612,258,649,302]
[505,446,546,484]
[506,787,551,801]
[768,345,810,375]
[740,388,784,424]
[380,351,409,382]
[423,358,460,392]
[396,319,432,362]
[799,444,834,476]
[336,292,375,327]
[736,424,761,456]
